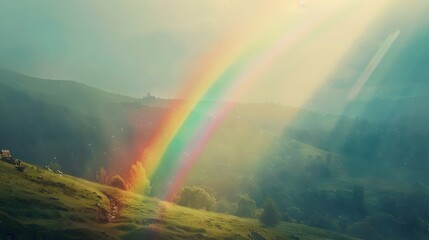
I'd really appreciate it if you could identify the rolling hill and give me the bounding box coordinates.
[2,69,429,239]
[0,68,327,179]
[0,68,169,177]
[0,160,357,240]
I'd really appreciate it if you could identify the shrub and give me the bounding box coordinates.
[259,198,280,227]
[235,194,256,218]
[352,184,366,217]
[129,161,151,194]
[177,186,216,211]
[96,166,108,184]
[110,175,128,191]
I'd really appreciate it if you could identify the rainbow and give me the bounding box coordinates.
[130,0,389,200]
[132,16,319,198]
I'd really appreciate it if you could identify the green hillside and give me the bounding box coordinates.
[0,160,356,240]
[2,69,429,239]
[0,68,136,114]
[0,69,331,179]
[0,69,167,177]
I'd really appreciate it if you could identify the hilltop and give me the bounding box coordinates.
[0,160,356,240]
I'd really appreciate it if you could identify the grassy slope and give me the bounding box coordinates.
[0,161,356,240]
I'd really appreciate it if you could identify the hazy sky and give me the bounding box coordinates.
[0,1,426,105]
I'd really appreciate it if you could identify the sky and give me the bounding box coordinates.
[0,0,426,106]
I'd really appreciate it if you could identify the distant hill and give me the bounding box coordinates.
[0,69,166,177]
[0,69,320,178]
[0,68,136,115]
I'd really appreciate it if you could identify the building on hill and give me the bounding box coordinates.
[142,92,157,101]
[1,149,11,158]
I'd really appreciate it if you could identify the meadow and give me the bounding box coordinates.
[0,160,356,240]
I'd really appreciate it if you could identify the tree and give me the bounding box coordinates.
[110,175,128,191]
[352,184,366,217]
[177,186,216,211]
[96,166,108,184]
[129,161,151,194]
[259,198,280,227]
[235,194,256,218]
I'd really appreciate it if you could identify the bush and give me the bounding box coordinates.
[110,175,128,191]
[352,184,366,217]
[259,198,280,227]
[235,194,256,218]
[96,166,108,184]
[177,186,216,211]
[129,161,151,194]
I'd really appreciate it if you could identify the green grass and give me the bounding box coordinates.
[0,161,356,240]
